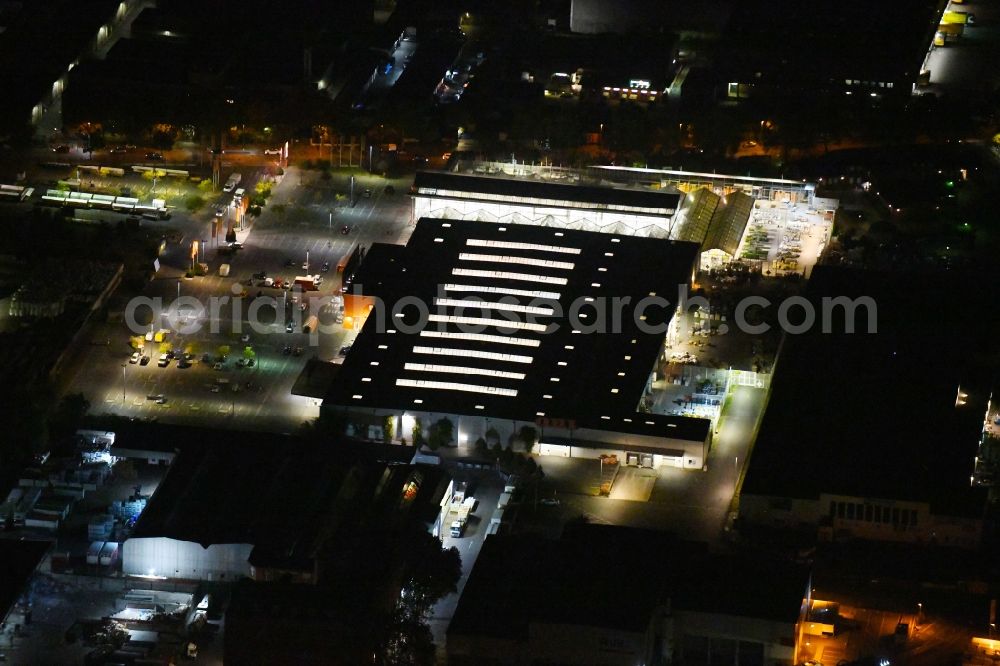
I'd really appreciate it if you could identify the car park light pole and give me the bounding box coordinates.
[122,363,127,403]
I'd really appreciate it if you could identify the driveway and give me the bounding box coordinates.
[608,466,656,501]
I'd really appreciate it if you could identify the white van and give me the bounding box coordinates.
[234,187,246,200]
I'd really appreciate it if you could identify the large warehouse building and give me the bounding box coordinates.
[325,217,712,469]
[739,268,988,548]
[411,170,682,238]
[123,442,451,581]
[411,163,834,275]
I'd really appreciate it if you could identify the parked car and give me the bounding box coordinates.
[341,225,351,235]
[321,261,330,272]
[139,355,150,366]
[129,352,141,364]
[145,152,163,160]
[282,345,292,355]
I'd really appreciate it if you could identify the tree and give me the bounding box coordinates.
[49,393,90,442]
[217,345,231,358]
[485,426,500,446]
[518,425,537,452]
[242,346,255,360]
[298,411,347,442]
[426,417,454,450]
[184,195,205,212]
[383,415,395,443]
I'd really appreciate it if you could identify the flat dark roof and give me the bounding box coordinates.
[0,538,51,620]
[130,437,431,565]
[327,218,709,442]
[721,0,937,85]
[742,266,989,517]
[414,171,681,213]
[448,525,806,640]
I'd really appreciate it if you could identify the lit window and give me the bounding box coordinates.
[412,346,533,364]
[396,378,518,397]
[467,238,580,255]
[604,252,614,257]
[623,417,632,422]
[543,394,552,399]
[370,361,380,366]
[403,362,526,380]
[617,372,625,377]
[444,283,561,300]
[434,238,444,243]
[434,298,555,316]
[378,344,388,350]
[645,420,655,425]
[419,330,540,347]
[475,404,485,409]
[557,361,567,366]
[453,268,568,286]
[459,252,575,271]
[598,267,607,272]
[550,377,560,382]
[611,238,621,243]
[564,345,574,350]
[611,388,619,394]
[414,399,423,404]
[352,394,363,399]
[601,415,611,420]
[536,411,545,416]
[428,314,547,332]
[362,377,372,382]
[591,283,601,288]
[624,355,632,360]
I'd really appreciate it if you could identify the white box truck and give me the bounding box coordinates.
[87,541,105,565]
[99,541,119,567]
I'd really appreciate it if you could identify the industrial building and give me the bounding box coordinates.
[411,170,682,238]
[414,163,834,275]
[739,268,988,548]
[447,525,809,666]
[123,441,452,581]
[325,217,713,469]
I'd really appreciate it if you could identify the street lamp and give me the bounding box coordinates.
[121,363,127,403]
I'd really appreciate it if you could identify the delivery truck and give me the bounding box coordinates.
[87,541,105,565]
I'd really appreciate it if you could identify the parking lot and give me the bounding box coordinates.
[61,167,415,433]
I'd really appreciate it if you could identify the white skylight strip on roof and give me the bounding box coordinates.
[428,314,548,333]
[443,283,562,300]
[396,378,518,397]
[452,268,568,286]
[404,363,526,380]
[419,330,541,348]
[412,345,534,364]
[466,238,582,255]
[459,252,575,271]
[434,298,555,317]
